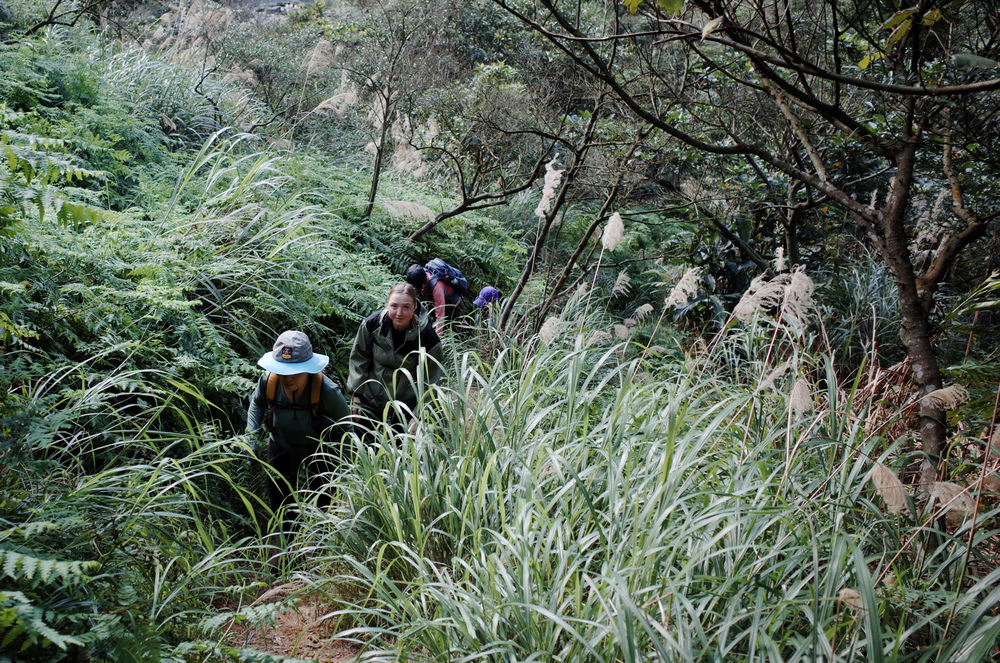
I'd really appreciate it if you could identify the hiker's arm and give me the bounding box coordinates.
[246,376,266,433]
[347,321,373,397]
[324,385,351,422]
[430,281,449,332]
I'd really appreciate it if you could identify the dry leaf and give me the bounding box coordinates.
[838,588,863,610]
[701,16,724,40]
[920,385,969,410]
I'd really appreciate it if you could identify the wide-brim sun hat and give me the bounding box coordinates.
[257,330,329,375]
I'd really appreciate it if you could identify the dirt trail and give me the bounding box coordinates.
[226,582,363,662]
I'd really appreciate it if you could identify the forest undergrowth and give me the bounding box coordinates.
[1,10,1000,663]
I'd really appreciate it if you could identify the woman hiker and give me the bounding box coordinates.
[246,330,351,517]
[348,283,444,436]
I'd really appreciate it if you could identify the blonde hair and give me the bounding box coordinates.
[387,283,421,311]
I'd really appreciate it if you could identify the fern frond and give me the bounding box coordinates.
[0,549,98,584]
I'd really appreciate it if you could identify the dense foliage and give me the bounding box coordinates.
[1,1,999,661]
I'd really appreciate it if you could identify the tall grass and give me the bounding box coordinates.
[287,313,1000,662]
[0,352,290,660]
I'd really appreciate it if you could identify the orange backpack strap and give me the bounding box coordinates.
[265,372,279,402]
[264,372,278,432]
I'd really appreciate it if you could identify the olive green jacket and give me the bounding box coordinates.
[246,373,350,450]
[347,310,443,410]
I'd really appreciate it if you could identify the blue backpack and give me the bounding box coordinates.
[425,258,469,296]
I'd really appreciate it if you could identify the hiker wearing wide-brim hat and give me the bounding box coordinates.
[247,330,350,516]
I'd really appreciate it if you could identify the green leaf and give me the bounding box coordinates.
[887,19,912,46]
[878,9,916,32]
[623,0,642,13]
[858,52,882,69]
[952,53,1000,69]
[657,0,684,15]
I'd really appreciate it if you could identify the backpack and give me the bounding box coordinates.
[263,371,344,433]
[425,258,469,296]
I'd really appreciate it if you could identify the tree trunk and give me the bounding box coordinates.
[363,107,392,220]
[878,146,946,484]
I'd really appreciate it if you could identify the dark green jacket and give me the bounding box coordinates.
[246,373,350,450]
[347,310,443,410]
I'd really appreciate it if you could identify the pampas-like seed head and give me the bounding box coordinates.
[634,303,654,321]
[756,360,791,393]
[381,200,435,222]
[733,274,788,322]
[869,463,909,515]
[774,247,786,272]
[790,378,813,417]
[613,324,631,339]
[586,330,613,346]
[539,316,562,345]
[534,157,563,218]
[612,269,631,296]
[928,481,976,515]
[783,267,815,324]
[665,267,701,309]
[602,212,625,251]
[920,385,969,410]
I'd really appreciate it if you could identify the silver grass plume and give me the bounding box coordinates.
[783,267,815,324]
[869,463,909,515]
[382,201,435,222]
[756,360,791,393]
[586,330,613,346]
[927,481,977,516]
[634,303,654,321]
[539,316,562,345]
[613,324,631,339]
[774,247,786,272]
[665,267,701,309]
[733,274,788,322]
[920,385,969,410]
[790,378,813,417]
[990,425,1000,457]
[837,588,863,611]
[612,269,631,296]
[602,212,625,251]
[534,157,563,218]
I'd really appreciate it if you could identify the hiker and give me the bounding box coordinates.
[473,286,501,307]
[348,283,444,434]
[246,330,351,513]
[405,258,468,334]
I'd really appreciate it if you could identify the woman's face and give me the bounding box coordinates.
[387,292,417,330]
[277,372,309,393]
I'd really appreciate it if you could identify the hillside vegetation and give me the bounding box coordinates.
[2,1,1000,662]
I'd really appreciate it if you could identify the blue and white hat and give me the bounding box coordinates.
[257,330,329,375]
